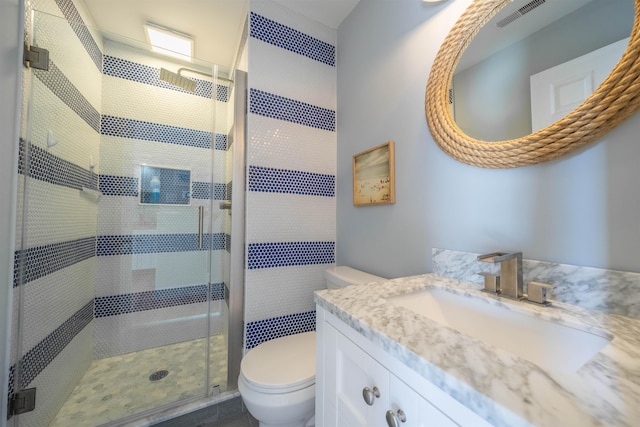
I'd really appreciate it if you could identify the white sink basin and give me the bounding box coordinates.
[389,288,611,373]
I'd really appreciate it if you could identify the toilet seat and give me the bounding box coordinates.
[240,331,316,394]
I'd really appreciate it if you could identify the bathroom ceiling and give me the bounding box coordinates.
[83,0,360,73]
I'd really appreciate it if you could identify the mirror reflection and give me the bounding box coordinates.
[452,0,633,142]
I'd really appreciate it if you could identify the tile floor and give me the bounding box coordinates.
[50,335,227,427]
[201,412,258,427]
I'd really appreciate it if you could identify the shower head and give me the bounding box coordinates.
[159,68,197,92]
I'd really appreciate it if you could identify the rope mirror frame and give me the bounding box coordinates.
[425,0,640,169]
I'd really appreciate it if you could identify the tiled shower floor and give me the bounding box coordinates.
[50,335,227,427]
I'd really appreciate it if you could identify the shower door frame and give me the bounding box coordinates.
[9,8,243,426]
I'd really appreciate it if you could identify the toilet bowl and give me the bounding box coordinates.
[239,331,316,427]
[238,266,386,427]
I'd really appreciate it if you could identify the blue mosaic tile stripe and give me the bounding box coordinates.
[99,175,138,197]
[18,301,93,388]
[245,311,316,349]
[247,241,335,269]
[215,133,229,151]
[99,176,228,200]
[101,115,226,150]
[249,89,335,131]
[97,233,227,256]
[18,139,98,191]
[248,165,335,197]
[250,12,335,66]
[95,282,225,318]
[13,237,97,288]
[54,0,102,71]
[33,61,101,132]
[7,364,15,401]
[191,182,229,200]
[103,55,230,102]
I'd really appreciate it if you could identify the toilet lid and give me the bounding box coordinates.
[241,331,316,394]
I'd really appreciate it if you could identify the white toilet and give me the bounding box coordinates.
[238,266,385,427]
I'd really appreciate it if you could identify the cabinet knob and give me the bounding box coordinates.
[386,409,407,426]
[362,386,380,405]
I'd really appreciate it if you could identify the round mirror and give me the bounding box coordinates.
[426,0,640,168]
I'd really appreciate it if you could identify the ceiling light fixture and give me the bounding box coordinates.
[145,23,193,62]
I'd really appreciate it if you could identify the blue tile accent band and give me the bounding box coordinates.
[101,116,227,150]
[250,12,335,66]
[101,115,215,149]
[7,364,15,400]
[99,175,228,201]
[99,175,138,197]
[103,55,230,102]
[247,241,335,269]
[245,311,316,349]
[248,165,335,197]
[54,0,102,71]
[249,89,335,131]
[17,301,93,388]
[95,283,225,318]
[13,237,97,288]
[18,139,98,191]
[191,182,230,200]
[97,233,227,256]
[33,61,101,133]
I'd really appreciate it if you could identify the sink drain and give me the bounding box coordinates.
[149,370,169,381]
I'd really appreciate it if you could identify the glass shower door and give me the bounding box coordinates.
[10,10,229,427]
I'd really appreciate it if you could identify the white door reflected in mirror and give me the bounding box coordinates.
[530,37,629,132]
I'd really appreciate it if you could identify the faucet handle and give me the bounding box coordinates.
[526,282,554,305]
[478,272,500,294]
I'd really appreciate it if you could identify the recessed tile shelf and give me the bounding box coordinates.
[140,165,191,205]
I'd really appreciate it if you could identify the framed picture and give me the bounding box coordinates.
[353,141,395,206]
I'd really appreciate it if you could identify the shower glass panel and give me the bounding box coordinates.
[10,10,233,427]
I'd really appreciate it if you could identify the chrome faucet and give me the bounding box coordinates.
[478,252,524,300]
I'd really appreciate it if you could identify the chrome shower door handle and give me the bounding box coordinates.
[198,206,204,249]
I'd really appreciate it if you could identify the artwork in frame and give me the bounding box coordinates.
[352,141,395,206]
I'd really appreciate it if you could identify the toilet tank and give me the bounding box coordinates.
[325,266,386,289]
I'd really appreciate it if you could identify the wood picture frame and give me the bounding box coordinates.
[352,141,395,206]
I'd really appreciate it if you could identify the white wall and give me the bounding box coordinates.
[336,0,640,278]
[0,0,21,424]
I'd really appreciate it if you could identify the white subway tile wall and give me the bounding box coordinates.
[95,37,231,358]
[244,0,337,349]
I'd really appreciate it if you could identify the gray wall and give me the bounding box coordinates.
[336,0,640,279]
[1,0,22,424]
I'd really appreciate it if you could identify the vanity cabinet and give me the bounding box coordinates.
[316,307,491,427]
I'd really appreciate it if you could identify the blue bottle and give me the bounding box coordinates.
[150,176,161,203]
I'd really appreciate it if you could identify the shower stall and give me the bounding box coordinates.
[9,5,246,427]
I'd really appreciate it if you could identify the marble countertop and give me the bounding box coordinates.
[314,274,640,427]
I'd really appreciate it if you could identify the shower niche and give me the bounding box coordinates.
[139,164,192,205]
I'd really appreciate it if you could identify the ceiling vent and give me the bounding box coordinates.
[496,0,546,28]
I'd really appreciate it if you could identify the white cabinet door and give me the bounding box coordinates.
[389,374,458,427]
[388,373,419,426]
[334,328,389,427]
[530,37,629,131]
